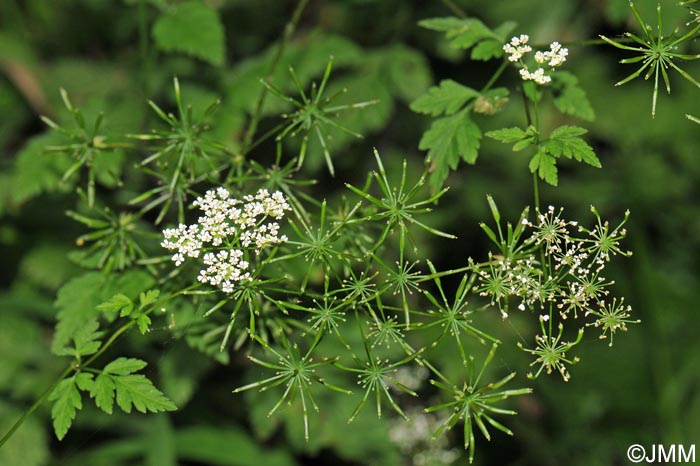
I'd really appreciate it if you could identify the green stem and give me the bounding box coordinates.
[239,0,309,157]
[0,364,74,449]
[481,59,509,94]
[532,172,540,212]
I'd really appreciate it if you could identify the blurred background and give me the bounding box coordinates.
[1,0,699,465]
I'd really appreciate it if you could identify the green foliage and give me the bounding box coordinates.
[89,357,176,414]
[52,270,155,354]
[410,79,480,116]
[419,16,516,61]
[418,109,482,190]
[48,377,84,440]
[552,71,595,121]
[487,125,600,186]
[153,1,226,66]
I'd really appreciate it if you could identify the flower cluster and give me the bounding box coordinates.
[161,187,291,293]
[476,205,636,375]
[504,35,568,85]
[503,34,532,62]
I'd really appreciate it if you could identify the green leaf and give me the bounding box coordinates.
[552,71,595,121]
[66,320,102,358]
[97,293,134,316]
[52,270,155,355]
[136,314,152,334]
[410,80,479,116]
[91,374,116,414]
[529,148,559,186]
[153,1,225,66]
[418,109,482,190]
[546,125,601,167]
[49,378,82,440]
[139,289,160,308]
[485,126,528,143]
[470,22,516,61]
[420,17,513,61]
[104,357,148,376]
[113,374,177,414]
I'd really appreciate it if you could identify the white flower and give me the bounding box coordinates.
[161,187,291,293]
[508,36,567,85]
[503,34,533,62]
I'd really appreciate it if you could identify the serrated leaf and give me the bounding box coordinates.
[529,148,558,186]
[71,320,102,358]
[470,21,516,61]
[97,293,134,316]
[552,71,595,121]
[550,125,588,138]
[104,357,148,376]
[113,374,177,414]
[91,374,116,414]
[419,110,482,190]
[485,126,528,143]
[136,314,152,334]
[153,2,225,66]
[75,372,94,392]
[52,270,155,355]
[410,80,479,116]
[49,378,82,440]
[55,319,103,358]
[139,289,160,308]
[546,126,601,167]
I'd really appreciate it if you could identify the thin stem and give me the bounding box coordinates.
[482,59,509,94]
[532,172,540,212]
[240,0,309,157]
[0,364,74,449]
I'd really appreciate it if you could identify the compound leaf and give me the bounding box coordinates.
[546,125,601,167]
[418,109,482,190]
[411,80,479,116]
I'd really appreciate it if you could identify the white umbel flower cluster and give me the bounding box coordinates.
[477,205,632,324]
[503,35,568,85]
[161,187,291,293]
[503,34,532,62]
